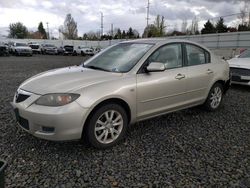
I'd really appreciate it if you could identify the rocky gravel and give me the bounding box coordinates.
[0,55,250,187]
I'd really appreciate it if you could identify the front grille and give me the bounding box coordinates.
[232,75,249,83]
[230,67,250,76]
[30,45,39,49]
[16,94,30,103]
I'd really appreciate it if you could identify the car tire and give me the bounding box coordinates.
[81,51,85,56]
[203,83,223,111]
[85,103,128,149]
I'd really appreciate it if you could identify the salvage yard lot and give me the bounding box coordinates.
[0,55,249,187]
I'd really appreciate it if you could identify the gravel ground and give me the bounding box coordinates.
[0,55,249,187]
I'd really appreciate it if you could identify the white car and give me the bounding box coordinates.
[29,43,41,54]
[76,46,94,56]
[12,42,32,56]
[228,49,250,86]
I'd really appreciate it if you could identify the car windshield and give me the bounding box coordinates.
[239,49,250,58]
[16,43,28,47]
[83,43,153,73]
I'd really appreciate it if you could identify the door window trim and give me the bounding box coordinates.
[183,43,211,67]
[137,42,185,74]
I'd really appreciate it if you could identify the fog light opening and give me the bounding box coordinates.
[42,126,55,133]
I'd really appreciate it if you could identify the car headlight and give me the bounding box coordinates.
[35,93,80,106]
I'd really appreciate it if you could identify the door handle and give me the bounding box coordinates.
[207,69,213,74]
[175,73,185,80]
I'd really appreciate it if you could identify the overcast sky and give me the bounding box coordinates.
[0,0,247,38]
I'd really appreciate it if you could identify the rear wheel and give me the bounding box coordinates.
[85,103,128,149]
[203,83,223,111]
[81,51,86,56]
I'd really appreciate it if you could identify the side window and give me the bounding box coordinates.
[186,44,209,66]
[148,44,183,69]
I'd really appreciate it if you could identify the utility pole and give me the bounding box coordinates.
[100,12,104,39]
[146,0,150,27]
[46,22,50,40]
[111,23,113,38]
[146,0,150,38]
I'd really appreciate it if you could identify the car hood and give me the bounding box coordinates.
[15,46,31,50]
[228,58,250,69]
[20,66,123,95]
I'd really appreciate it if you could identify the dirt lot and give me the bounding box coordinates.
[0,55,249,187]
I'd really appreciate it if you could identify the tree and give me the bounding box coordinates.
[238,24,250,31]
[154,15,166,36]
[142,15,166,37]
[191,17,199,35]
[201,20,216,34]
[127,27,134,38]
[181,19,188,34]
[60,14,78,39]
[215,17,228,33]
[8,22,28,39]
[114,28,122,39]
[227,27,238,32]
[121,30,126,39]
[38,22,47,39]
[142,24,158,38]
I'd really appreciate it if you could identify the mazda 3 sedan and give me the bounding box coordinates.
[11,39,230,148]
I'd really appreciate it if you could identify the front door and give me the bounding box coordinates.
[136,43,188,119]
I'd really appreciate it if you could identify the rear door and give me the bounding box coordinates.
[184,43,214,103]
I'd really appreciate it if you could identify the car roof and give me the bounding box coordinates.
[121,38,211,52]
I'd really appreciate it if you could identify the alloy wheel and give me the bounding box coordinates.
[210,86,222,109]
[94,110,123,144]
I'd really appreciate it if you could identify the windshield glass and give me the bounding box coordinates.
[16,43,28,47]
[239,49,250,58]
[84,43,153,73]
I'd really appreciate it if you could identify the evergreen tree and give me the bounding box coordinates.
[38,22,47,39]
[127,27,134,38]
[215,17,228,33]
[201,20,216,34]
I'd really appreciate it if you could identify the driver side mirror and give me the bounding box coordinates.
[146,62,165,72]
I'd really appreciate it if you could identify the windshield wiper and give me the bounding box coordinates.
[84,65,110,72]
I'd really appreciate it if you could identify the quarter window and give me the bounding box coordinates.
[186,44,210,66]
[148,44,183,69]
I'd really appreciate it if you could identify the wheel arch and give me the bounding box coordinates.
[81,98,131,138]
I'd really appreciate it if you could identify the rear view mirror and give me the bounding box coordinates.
[146,62,165,72]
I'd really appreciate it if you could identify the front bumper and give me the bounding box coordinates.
[11,92,89,141]
[231,75,250,86]
[17,51,32,55]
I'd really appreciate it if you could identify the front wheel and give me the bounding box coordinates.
[85,103,128,149]
[203,83,223,111]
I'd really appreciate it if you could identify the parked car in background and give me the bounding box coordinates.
[11,39,230,149]
[28,43,41,54]
[0,43,9,56]
[11,42,32,56]
[41,44,58,55]
[92,47,102,55]
[228,49,250,86]
[61,45,76,56]
[76,46,94,56]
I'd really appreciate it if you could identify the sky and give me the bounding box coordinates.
[0,0,248,38]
